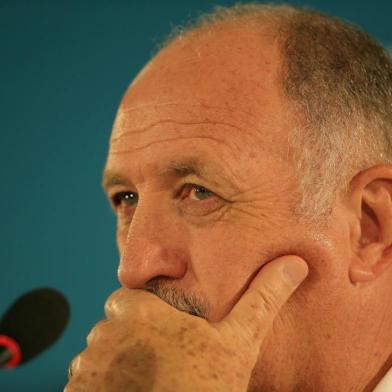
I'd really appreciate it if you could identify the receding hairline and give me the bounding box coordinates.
[151,3,392,222]
[156,3,294,51]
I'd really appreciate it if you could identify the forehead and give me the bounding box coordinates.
[119,23,285,124]
[105,25,292,187]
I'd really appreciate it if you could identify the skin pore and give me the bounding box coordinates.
[102,22,392,392]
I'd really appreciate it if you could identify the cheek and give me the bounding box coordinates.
[188,221,281,322]
[268,222,354,343]
[190,215,348,323]
[292,226,351,288]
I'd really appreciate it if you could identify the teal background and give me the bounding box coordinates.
[0,1,390,391]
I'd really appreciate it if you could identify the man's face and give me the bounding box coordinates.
[103,26,368,390]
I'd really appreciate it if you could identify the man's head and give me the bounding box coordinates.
[102,4,392,391]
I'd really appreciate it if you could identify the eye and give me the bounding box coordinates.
[111,184,223,222]
[181,184,215,201]
[111,191,138,209]
[179,184,222,216]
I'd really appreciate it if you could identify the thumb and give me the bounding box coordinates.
[218,255,308,347]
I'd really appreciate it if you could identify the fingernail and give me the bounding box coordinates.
[283,261,308,286]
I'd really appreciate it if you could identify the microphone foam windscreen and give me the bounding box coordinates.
[0,287,70,364]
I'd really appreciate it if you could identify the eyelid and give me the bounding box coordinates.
[179,185,224,217]
[109,183,217,209]
[180,183,216,201]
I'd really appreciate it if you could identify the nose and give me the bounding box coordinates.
[117,205,188,289]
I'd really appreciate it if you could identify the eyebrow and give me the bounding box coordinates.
[101,157,219,193]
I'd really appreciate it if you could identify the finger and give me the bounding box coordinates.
[104,287,158,319]
[67,355,80,380]
[86,320,110,345]
[64,354,99,391]
[104,287,134,319]
[67,360,73,380]
[218,255,308,346]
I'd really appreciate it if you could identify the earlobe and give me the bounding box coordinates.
[347,167,392,284]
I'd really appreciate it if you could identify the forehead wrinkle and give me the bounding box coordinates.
[110,135,229,154]
[118,101,258,120]
[110,118,249,158]
[111,102,262,141]
[107,135,246,188]
[111,103,286,161]
[111,119,250,142]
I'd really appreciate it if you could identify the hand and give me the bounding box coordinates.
[64,255,308,392]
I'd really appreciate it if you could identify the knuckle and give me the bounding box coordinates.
[86,320,109,345]
[105,288,124,315]
[105,288,140,319]
[105,288,156,322]
[68,355,80,376]
[255,286,280,315]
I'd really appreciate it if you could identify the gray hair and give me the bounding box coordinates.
[158,3,392,221]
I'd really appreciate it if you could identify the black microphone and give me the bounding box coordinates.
[0,287,70,368]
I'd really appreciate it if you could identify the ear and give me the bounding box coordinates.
[346,165,392,284]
